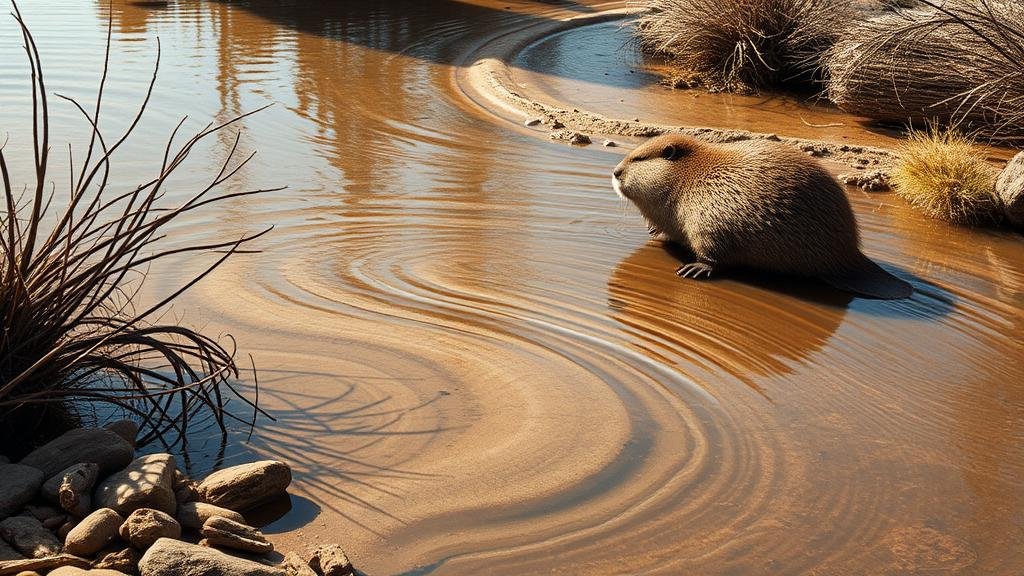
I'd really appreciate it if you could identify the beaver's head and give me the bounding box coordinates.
[611,134,701,211]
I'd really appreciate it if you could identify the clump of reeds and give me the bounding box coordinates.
[633,0,851,92]
[891,124,1000,224]
[825,0,1024,144]
[0,2,277,454]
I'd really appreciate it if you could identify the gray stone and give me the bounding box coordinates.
[0,554,90,576]
[41,463,99,517]
[138,538,285,576]
[94,454,176,516]
[171,471,198,505]
[57,518,78,540]
[199,516,272,555]
[0,537,24,561]
[175,503,244,531]
[118,509,180,550]
[103,420,139,447]
[0,464,44,519]
[0,516,62,558]
[196,461,291,512]
[996,151,1024,228]
[19,429,133,479]
[307,544,354,576]
[63,508,123,557]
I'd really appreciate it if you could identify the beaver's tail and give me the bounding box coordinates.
[822,255,913,300]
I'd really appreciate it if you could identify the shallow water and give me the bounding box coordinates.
[1,1,1022,574]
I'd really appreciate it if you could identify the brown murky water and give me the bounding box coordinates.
[1,1,1022,574]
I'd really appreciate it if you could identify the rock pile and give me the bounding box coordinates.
[0,424,355,576]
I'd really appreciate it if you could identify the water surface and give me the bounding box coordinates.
[0,1,1021,574]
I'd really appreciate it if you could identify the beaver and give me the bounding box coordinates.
[611,134,913,300]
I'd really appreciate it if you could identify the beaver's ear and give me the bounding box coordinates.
[661,144,687,161]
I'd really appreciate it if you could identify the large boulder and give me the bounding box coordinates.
[0,464,44,519]
[93,454,177,516]
[63,508,123,557]
[0,516,62,558]
[40,463,99,517]
[18,428,133,479]
[138,538,286,576]
[196,461,291,512]
[996,151,1024,228]
[176,502,244,530]
[119,508,181,549]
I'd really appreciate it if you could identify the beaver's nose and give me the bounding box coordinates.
[613,165,624,178]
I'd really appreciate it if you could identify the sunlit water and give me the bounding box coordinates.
[1,1,1022,574]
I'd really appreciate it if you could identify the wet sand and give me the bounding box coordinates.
[0,1,1022,574]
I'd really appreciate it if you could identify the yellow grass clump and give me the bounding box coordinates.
[891,126,1000,225]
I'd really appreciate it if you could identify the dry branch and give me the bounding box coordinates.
[0,1,279,454]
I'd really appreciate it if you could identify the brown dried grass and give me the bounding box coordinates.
[0,2,278,452]
[891,124,1000,224]
[633,0,851,92]
[825,0,1024,144]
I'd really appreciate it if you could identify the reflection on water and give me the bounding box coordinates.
[0,0,1022,574]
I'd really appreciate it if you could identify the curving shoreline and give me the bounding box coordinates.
[457,8,899,178]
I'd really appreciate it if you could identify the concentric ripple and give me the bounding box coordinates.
[0,1,1021,574]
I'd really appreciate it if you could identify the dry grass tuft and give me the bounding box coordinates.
[633,0,850,92]
[891,125,1000,224]
[0,2,279,453]
[825,0,1024,144]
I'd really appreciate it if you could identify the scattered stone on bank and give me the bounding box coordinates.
[56,519,78,540]
[18,429,133,479]
[63,509,123,557]
[46,566,88,576]
[996,150,1024,228]
[0,465,45,520]
[102,420,139,448]
[0,516,62,558]
[0,554,90,576]
[196,460,291,512]
[176,502,244,531]
[800,143,830,157]
[602,139,616,147]
[307,544,355,576]
[199,516,272,555]
[119,509,180,550]
[523,117,542,127]
[280,552,317,576]
[170,470,198,505]
[0,538,23,561]
[550,130,591,145]
[49,567,128,576]
[41,463,99,517]
[94,454,177,517]
[91,545,140,573]
[839,170,891,191]
[138,538,286,576]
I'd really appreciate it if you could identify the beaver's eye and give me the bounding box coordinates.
[662,144,684,161]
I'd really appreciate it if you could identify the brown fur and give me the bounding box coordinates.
[612,134,913,299]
